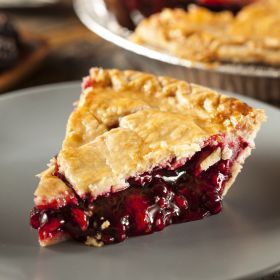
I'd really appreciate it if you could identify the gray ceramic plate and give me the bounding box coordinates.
[0,82,279,280]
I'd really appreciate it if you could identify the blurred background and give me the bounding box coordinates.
[0,1,279,279]
[0,0,260,94]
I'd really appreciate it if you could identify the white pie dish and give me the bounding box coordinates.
[73,0,280,105]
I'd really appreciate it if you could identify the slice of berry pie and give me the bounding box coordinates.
[30,68,265,247]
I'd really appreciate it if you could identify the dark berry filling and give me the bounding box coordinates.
[30,136,248,246]
[82,76,94,90]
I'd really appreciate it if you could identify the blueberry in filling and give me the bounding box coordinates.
[30,137,248,246]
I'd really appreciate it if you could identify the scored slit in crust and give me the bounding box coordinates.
[30,68,265,247]
[132,0,280,65]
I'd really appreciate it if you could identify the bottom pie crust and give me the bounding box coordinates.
[39,232,70,247]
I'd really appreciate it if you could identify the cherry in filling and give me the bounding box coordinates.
[30,136,248,245]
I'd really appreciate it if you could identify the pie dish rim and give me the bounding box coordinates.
[73,0,280,78]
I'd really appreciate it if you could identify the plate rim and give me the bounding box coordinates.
[0,81,80,102]
[231,263,280,280]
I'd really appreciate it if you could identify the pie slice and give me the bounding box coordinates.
[132,0,280,65]
[30,68,265,247]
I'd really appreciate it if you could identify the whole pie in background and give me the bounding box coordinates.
[104,0,256,29]
[132,0,280,65]
[30,68,265,247]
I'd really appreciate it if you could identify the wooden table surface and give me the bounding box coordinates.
[1,2,279,279]
[2,0,148,92]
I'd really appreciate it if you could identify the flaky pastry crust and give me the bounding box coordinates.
[132,0,280,65]
[34,68,265,204]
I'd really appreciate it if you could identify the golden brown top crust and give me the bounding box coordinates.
[35,68,265,203]
[34,162,75,205]
[132,0,280,65]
